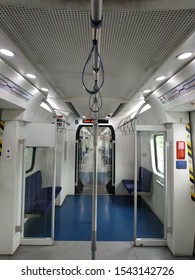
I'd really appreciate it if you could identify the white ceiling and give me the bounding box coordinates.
[0,0,195,118]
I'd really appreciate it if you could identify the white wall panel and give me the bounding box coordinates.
[24,123,56,147]
[0,121,21,254]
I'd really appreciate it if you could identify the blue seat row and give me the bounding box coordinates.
[122,167,152,194]
[25,170,62,216]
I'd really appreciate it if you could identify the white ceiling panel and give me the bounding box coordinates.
[0,1,195,117]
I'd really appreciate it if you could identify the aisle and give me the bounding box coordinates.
[54,195,163,241]
[24,195,164,241]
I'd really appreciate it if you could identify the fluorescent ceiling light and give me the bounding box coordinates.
[26,73,36,79]
[177,52,193,60]
[130,103,151,119]
[140,103,151,113]
[0,48,15,57]
[155,76,166,81]
[40,102,52,112]
[131,112,136,119]
[41,87,49,92]
[142,89,151,94]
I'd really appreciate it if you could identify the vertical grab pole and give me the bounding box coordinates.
[19,139,26,239]
[164,139,168,238]
[133,102,147,244]
[112,140,115,186]
[51,119,57,243]
[91,116,98,260]
[134,120,138,244]
[75,140,79,187]
[90,0,103,260]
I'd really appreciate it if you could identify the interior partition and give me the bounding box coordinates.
[135,125,167,246]
[20,123,56,245]
[22,147,53,240]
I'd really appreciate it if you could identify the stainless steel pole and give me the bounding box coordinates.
[91,0,103,22]
[91,116,98,260]
[19,139,26,239]
[90,0,103,260]
[164,140,168,239]
[51,119,57,243]
[134,120,138,244]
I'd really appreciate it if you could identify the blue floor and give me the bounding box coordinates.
[24,195,164,241]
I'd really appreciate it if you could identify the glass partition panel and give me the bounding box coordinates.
[136,130,166,241]
[22,147,54,239]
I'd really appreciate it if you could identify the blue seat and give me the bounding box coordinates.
[122,167,152,194]
[25,170,62,216]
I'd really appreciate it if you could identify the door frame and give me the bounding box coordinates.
[20,123,57,246]
[75,124,115,193]
[134,124,167,246]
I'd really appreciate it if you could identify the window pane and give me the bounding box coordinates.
[25,147,36,173]
[155,135,164,173]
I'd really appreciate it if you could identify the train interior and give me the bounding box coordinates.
[0,0,195,259]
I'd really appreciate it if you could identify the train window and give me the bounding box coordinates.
[25,147,36,173]
[151,134,164,176]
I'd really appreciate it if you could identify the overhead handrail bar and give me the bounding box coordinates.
[118,101,149,130]
[42,99,57,118]
[55,112,70,126]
